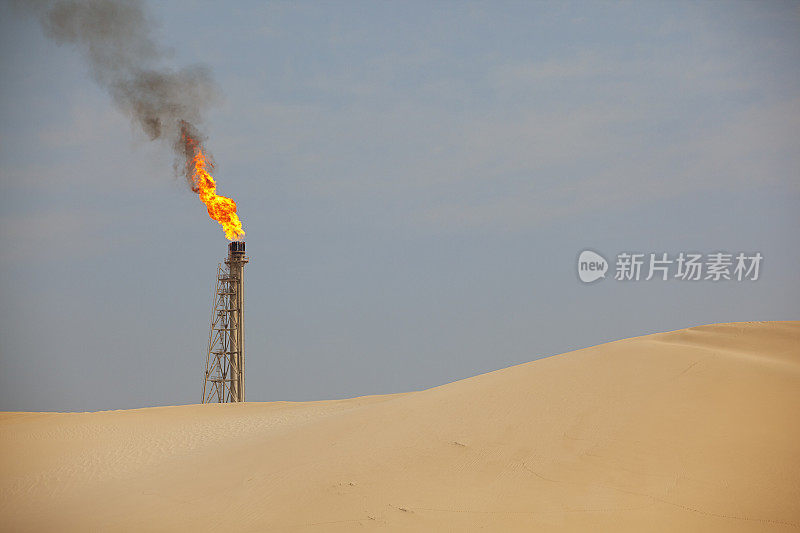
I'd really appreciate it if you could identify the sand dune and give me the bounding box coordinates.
[1,321,799,531]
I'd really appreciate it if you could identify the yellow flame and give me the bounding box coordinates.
[183,134,244,241]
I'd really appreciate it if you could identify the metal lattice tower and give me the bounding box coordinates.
[203,241,249,403]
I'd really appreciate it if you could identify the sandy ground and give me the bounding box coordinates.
[1,321,799,532]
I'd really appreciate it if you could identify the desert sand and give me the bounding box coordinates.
[1,321,799,532]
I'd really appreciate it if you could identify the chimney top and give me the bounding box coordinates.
[228,241,245,254]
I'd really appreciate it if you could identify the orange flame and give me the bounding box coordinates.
[181,130,244,241]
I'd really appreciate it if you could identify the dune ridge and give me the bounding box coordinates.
[1,321,799,531]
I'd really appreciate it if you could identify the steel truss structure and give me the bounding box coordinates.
[202,241,248,403]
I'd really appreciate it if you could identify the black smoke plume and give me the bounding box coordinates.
[19,0,219,183]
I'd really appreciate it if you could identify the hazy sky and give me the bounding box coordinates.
[1,1,798,412]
